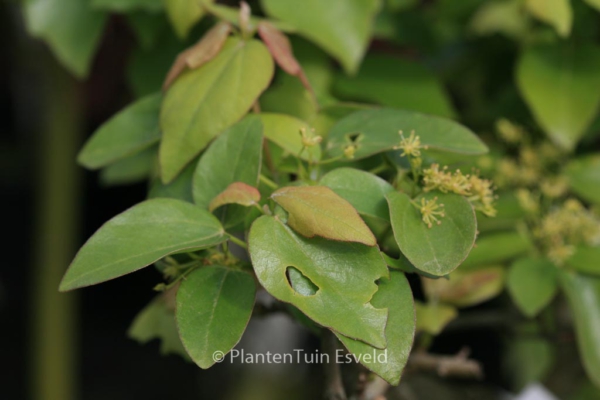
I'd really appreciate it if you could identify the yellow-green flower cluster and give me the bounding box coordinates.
[417,197,445,228]
[535,199,600,265]
[423,164,497,216]
[395,130,427,170]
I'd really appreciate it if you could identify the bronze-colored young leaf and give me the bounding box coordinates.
[248,215,388,347]
[163,21,232,90]
[257,21,312,92]
[271,186,376,246]
[209,182,260,212]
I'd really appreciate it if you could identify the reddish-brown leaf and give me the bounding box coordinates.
[208,182,261,212]
[271,186,376,246]
[163,21,232,90]
[258,21,312,93]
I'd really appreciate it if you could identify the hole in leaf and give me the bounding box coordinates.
[286,266,319,296]
[346,132,363,143]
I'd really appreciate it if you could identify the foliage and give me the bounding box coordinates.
[24,0,600,394]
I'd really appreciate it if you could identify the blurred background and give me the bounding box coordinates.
[1,0,600,399]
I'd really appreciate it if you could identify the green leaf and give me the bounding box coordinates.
[192,116,263,208]
[176,266,256,369]
[559,270,600,388]
[326,108,487,160]
[248,216,388,347]
[516,44,600,150]
[209,182,261,212]
[461,231,532,270]
[99,146,156,186]
[148,159,195,203]
[78,93,162,169]
[261,0,381,74]
[92,0,162,13]
[25,0,107,78]
[504,337,555,391]
[165,0,212,38]
[128,292,188,359]
[260,113,321,162]
[333,54,455,118]
[387,191,477,276]
[59,199,226,291]
[272,186,376,246]
[127,12,169,50]
[159,38,274,182]
[567,246,600,276]
[584,0,600,12]
[422,266,505,307]
[566,154,600,205]
[507,258,557,317]
[320,168,394,221]
[336,272,415,385]
[525,0,572,37]
[470,0,530,39]
[260,73,318,121]
[415,301,457,335]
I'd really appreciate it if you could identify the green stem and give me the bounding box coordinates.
[259,174,279,190]
[228,235,248,250]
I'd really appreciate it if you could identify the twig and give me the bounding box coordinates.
[322,330,347,400]
[407,348,483,379]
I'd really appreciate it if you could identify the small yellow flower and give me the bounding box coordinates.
[496,118,524,144]
[300,127,322,147]
[516,189,539,214]
[418,197,446,228]
[395,130,426,158]
[343,144,356,159]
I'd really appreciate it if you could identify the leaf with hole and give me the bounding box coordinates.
[387,191,477,276]
[248,215,388,347]
[336,271,415,385]
[176,266,256,369]
[272,186,376,246]
[160,38,273,183]
[326,108,487,160]
[59,198,226,291]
